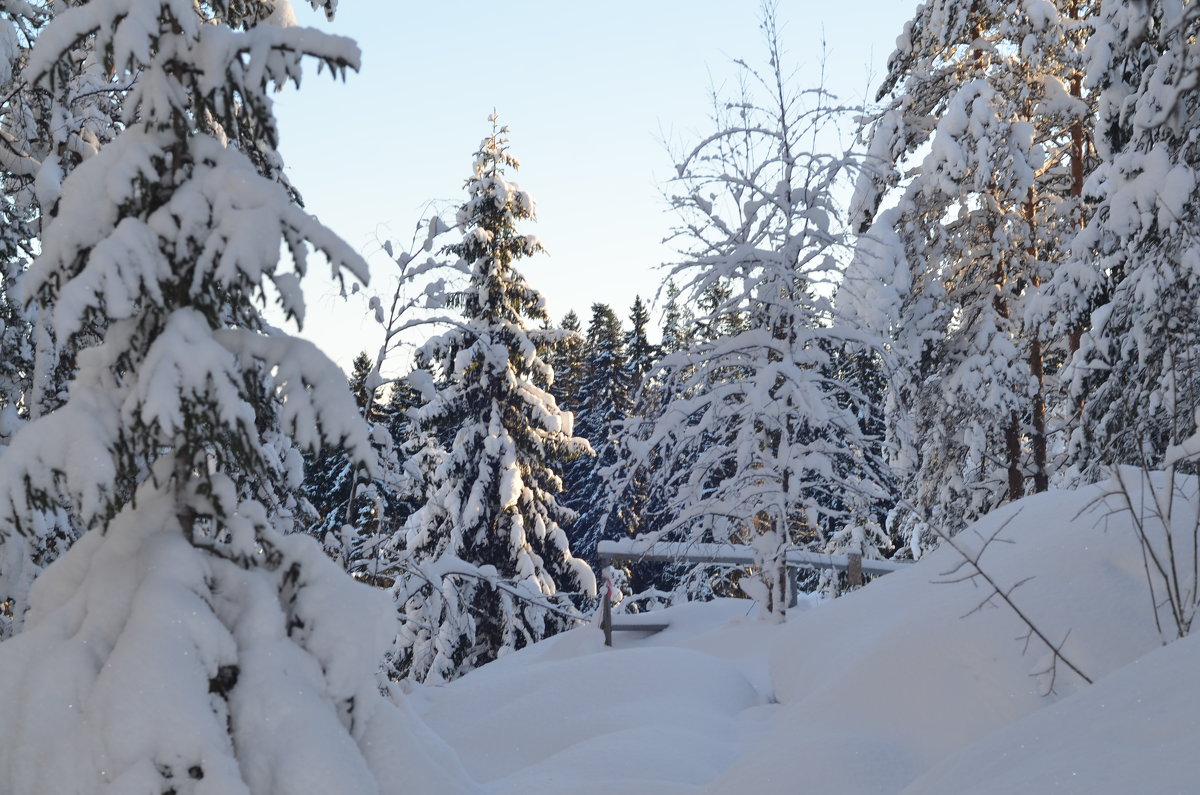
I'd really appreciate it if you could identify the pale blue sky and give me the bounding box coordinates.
[275,1,921,371]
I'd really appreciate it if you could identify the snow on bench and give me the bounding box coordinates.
[595,539,913,646]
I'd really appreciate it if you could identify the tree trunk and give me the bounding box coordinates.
[1067,0,1089,355]
[1030,336,1049,493]
[1006,410,1025,502]
[1024,187,1049,495]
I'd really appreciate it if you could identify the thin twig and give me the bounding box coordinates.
[926,507,1093,687]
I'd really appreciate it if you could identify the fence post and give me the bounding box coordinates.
[847,551,863,589]
[601,574,613,647]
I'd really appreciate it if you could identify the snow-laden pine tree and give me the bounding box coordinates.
[597,295,658,548]
[564,303,629,566]
[0,3,43,639]
[847,0,1096,536]
[0,0,119,638]
[305,352,374,546]
[583,298,661,584]
[658,279,692,356]
[391,118,595,683]
[545,309,585,413]
[624,295,658,392]
[22,0,125,421]
[304,352,410,580]
[612,7,889,615]
[1052,0,1200,477]
[629,280,690,428]
[0,3,471,791]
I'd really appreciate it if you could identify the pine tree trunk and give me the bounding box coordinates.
[1030,335,1049,493]
[1006,410,1025,501]
[991,225,1024,503]
[1068,0,1088,356]
[1024,187,1049,495]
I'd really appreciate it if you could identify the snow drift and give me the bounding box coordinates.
[410,476,1194,793]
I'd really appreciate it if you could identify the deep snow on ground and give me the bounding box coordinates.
[409,476,1200,793]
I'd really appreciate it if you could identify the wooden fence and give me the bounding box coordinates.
[595,539,912,646]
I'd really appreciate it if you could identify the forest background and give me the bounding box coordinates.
[275,0,922,371]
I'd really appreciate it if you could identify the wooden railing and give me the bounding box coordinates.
[595,539,912,646]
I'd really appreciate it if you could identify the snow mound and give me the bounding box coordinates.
[414,603,767,794]
[417,479,1189,793]
[907,630,1200,794]
[0,487,475,794]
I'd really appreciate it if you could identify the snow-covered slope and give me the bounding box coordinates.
[413,478,1194,793]
[907,631,1200,794]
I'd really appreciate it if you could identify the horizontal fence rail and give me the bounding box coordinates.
[595,539,913,646]
[597,539,911,576]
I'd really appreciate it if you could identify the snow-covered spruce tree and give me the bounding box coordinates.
[624,295,659,392]
[23,1,126,421]
[544,309,585,413]
[304,351,409,581]
[612,7,889,616]
[610,285,691,553]
[627,281,690,431]
[391,118,595,683]
[0,249,32,640]
[847,0,1097,537]
[0,3,470,792]
[332,369,432,589]
[593,295,659,550]
[0,3,44,638]
[349,362,449,602]
[313,215,468,588]
[820,341,900,557]
[1053,0,1200,478]
[658,279,692,356]
[564,303,629,566]
[0,0,121,638]
[304,352,374,546]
